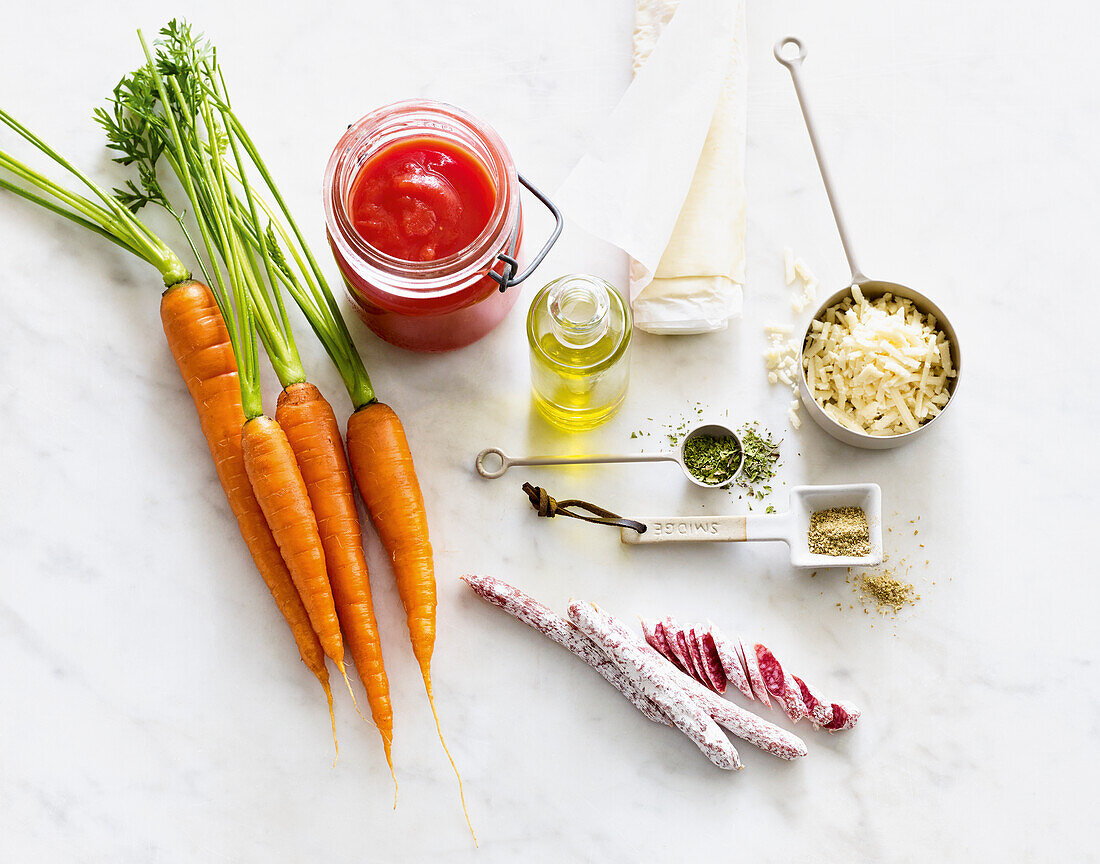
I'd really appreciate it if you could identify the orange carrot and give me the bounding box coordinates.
[241,413,345,670]
[160,281,336,740]
[0,114,341,745]
[276,383,394,773]
[346,401,473,837]
[346,403,435,676]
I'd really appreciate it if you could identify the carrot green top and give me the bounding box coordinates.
[0,108,189,287]
[102,21,377,413]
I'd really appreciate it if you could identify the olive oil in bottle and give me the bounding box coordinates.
[526,274,632,431]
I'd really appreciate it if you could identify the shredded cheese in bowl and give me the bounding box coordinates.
[802,285,956,436]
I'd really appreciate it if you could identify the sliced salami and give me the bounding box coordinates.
[793,675,834,727]
[663,617,694,673]
[592,613,807,761]
[739,636,772,708]
[749,643,860,731]
[823,700,861,731]
[568,601,742,771]
[754,644,807,723]
[664,661,808,761]
[461,575,668,725]
[674,627,703,680]
[696,629,728,694]
[707,625,754,700]
[686,628,709,686]
[651,619,681,669]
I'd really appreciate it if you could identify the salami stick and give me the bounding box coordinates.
[569,601,742,771]
[460,575,667,725]
[601,617,808,761]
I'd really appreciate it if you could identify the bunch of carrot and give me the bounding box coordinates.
[0,19,471,838]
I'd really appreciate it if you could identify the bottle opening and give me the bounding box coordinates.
[548,275,610,348]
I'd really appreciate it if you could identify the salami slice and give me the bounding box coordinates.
[754,644,807,723]
[793,675,834,727]
[823,700,861,731]
[685,628,709,686]
[699,625,726,695]
[461,575,667,725]
[738,636,772,708]
[651,620,682,669]
[663,617,694,673]
[569,601,742,771]
[707,625,754,700]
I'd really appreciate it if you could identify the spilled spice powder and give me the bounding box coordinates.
[859,572,918,612]
[848,563,921,617]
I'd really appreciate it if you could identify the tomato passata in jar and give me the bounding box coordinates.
[324,100,558,352]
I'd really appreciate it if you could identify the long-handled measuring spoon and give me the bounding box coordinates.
[773,36,962,449]
[475,423,744,489]
[621,483,883,568]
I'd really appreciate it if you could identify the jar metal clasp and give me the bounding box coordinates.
[490,173,564,293]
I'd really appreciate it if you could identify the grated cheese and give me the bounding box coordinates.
[802,287,955,436]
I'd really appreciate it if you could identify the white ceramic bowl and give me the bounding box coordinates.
[798,280,961,450]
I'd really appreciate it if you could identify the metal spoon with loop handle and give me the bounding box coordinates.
[475,423,744,490]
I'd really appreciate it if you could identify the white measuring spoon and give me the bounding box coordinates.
[621,483,883,568]
[475,423,744,490]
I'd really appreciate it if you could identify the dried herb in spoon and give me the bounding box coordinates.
[682,434,742,486]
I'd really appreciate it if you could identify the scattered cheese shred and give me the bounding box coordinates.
[802,288,955,436]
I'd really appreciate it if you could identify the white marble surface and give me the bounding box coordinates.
[1,1,1096,861]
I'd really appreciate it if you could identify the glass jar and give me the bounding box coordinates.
[527,274,632,431]
[323,100,560,352]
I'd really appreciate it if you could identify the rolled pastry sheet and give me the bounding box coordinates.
[631,0,747,334]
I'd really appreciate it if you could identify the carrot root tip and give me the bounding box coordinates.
[424,674,476,846]
[323,677,339,767]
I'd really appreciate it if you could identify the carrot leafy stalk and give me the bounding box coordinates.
[0,110,336,735]
[113,19,472,834]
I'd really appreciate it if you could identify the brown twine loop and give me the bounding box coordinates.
[521,483,646,535]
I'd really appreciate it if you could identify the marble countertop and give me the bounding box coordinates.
[2,0,1095,861]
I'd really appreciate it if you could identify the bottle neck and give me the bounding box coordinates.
[547,275,611,349]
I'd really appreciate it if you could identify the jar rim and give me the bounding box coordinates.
[323,99,519,304]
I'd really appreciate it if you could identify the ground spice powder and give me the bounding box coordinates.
[808,506,870,556]
[854,570,920,615]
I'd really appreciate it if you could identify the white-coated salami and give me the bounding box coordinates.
[568,601,743,771]
[461,575,668,725]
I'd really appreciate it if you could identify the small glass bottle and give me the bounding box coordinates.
[527,274,632,431]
